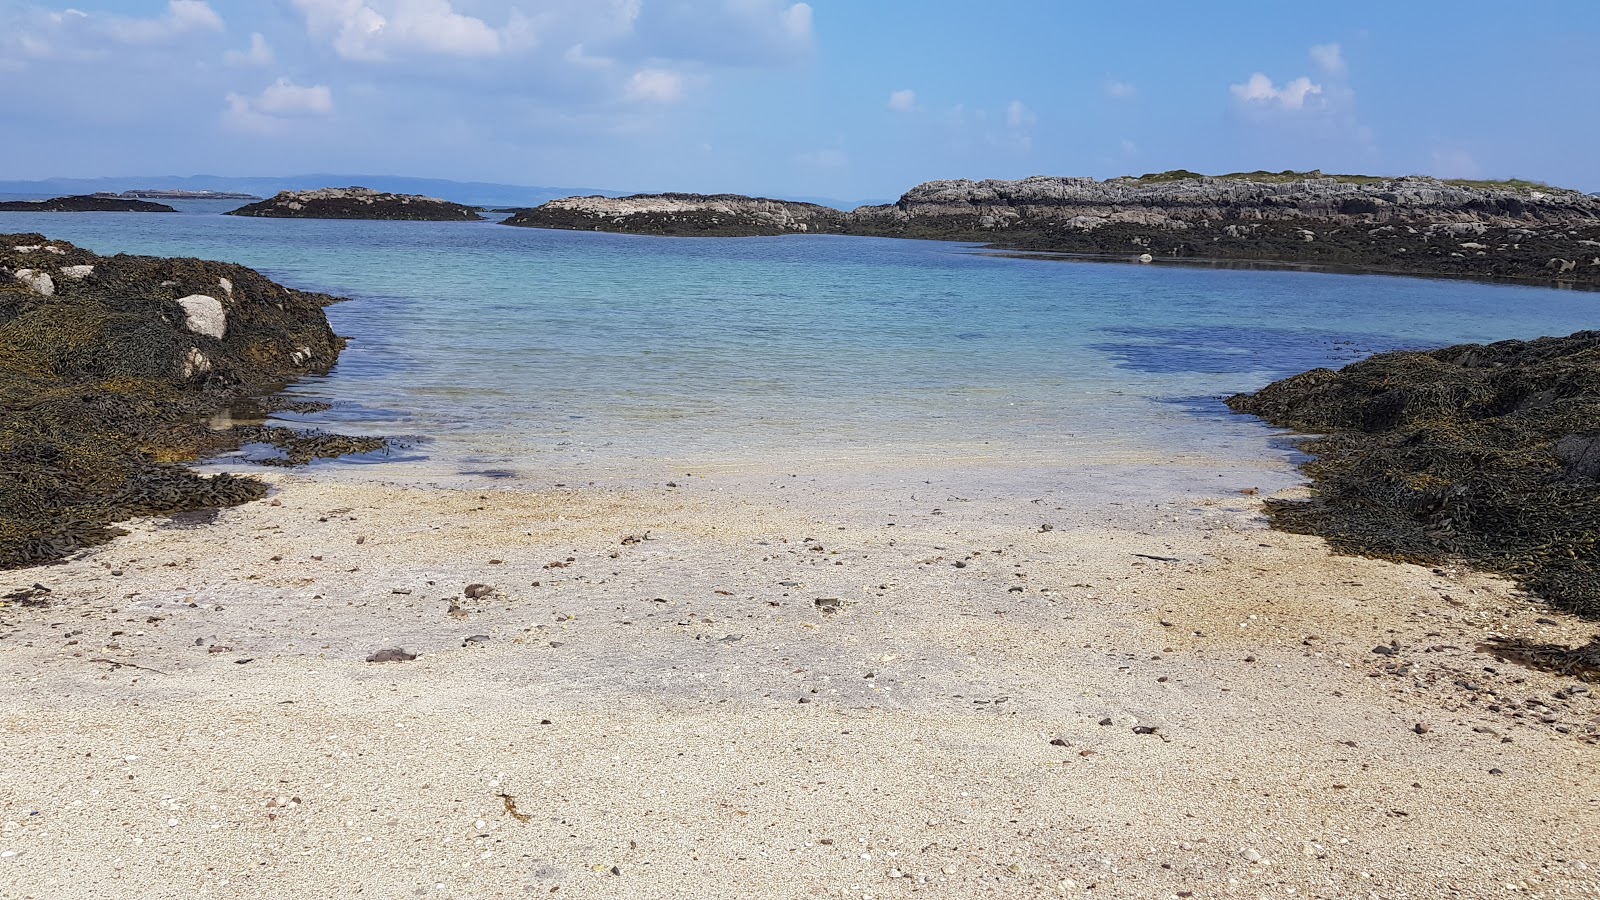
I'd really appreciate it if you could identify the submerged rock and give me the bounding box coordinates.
[227,187,482,221]
[1227,331,1600,617]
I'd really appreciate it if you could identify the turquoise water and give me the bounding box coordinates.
[6,203,1597,484]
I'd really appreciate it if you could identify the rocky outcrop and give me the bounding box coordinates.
[0,195,176,213]
[502,193,848,236]
[847,173,1600,286]
[0,234,383,568]
[227,187,482,221]
[849,173,1600,231]
[1228,331,1600,617]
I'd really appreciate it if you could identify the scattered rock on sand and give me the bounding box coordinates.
[366,648,417,663]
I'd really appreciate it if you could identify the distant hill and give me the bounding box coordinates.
[0,175,632,209]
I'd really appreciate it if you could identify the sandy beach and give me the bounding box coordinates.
[2,462,1596,900]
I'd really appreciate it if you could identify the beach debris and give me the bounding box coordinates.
[813,597,841,613]
[1133,553,1182,562]
[498,793,531,824]
[1477,634,1600,679]
[366,648,416,663]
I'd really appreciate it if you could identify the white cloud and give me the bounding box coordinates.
[223,77,334,134]
[1230,72,1323,111]
[291,0,516,61]
[1,1,223,64]
[1103,79,1137,100]
[1006,99,1036,128]
[224,32,274,66]
[105,0,222,43]
[624,68,685,103]
[1310,42,1346,76]
[887,89,916,112]
[782,2,813,42]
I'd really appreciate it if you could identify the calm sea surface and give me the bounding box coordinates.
[7,201,1597,487]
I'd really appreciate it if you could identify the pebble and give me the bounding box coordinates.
[1241,848,1262,863]
[1413,722,1432,735]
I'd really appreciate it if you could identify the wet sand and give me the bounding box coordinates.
[1,464,1598,899]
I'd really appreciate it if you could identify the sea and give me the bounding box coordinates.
[5,200,1596,496]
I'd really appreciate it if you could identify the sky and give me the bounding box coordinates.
[2,0,1597,202]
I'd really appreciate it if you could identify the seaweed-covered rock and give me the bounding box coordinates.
[227,187,482,221]
[503,193,847,236]
[0,234,382,568]
[1227,331,1600,616]
[0,195,176,213]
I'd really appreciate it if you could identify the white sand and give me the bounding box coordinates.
[2,462,1597,899]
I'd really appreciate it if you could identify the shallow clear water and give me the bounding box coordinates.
[6,203,1597,485]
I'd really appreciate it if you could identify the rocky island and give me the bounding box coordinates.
[0,195,176,213]
[502,193,847,236]
[511,172,1600,285]
[227,187,482,221]
[848,171,1600,285]
[0,234,381,567]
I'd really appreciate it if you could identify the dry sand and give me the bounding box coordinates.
[1,461,1597,899]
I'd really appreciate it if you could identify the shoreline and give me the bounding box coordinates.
[3,467,1597,897]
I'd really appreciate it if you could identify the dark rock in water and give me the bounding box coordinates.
[227,187,482,221]
[0,195,176,213]
[366,648,417,663]
[1227,331,1600,617]
[0,233,383,569]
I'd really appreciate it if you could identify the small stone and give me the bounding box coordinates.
[1098,717,1113,726]
[1413,722,1432,735]
[1241,848,1262,863]
[464,583,494,599]
[366,648,417,663]
[1489,768,1505,776]
[463,635,490,647]
[1049,736,1070,747]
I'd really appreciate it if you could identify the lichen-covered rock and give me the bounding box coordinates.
[177,294,227,339]
[227,187,483,221]
[503,193,848,236]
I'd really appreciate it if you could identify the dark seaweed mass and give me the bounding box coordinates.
[1228,332,1600,617]
[0,234,383,568]
[0,195,176,213]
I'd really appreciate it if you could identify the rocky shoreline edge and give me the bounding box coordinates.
[0,234,383,569]
[1228,331,1600,631]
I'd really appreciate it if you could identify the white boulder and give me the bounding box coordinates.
[14,269,54,296]
[177,294,227,339]
[61,265,95,280]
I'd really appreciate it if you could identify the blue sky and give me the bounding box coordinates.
[2,0,1597,201]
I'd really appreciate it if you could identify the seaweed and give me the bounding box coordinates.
[0,234,381,568]
[1228,331,1600,617]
